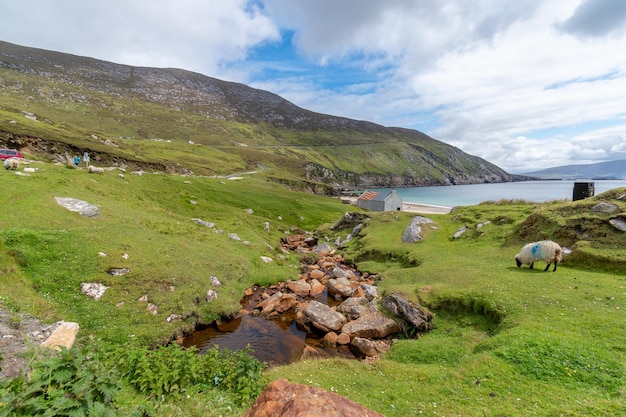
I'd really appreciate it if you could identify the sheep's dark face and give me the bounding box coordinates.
[515,256,522,267]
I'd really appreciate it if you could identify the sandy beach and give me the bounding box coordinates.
[402,202,452,214]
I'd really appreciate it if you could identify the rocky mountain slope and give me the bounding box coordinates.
[0,40,527,191]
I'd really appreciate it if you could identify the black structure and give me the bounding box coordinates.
[573,182,595,201]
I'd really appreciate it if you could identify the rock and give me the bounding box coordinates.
[309,279,326,296]
[260,256,273,263]
[40,322,80,351]
[300,345,332,360]
[313,241,333,255]
[309,269,326,280]
[287,280,311,297]
[337,332,351,345]
[257,292,283,315]
[210,276,222,286]
[341,311,400,339]
[453,226,467,239]
[476,221,491,229]
[381,294,432,333]
[327,277,355,298]
[244,379,386,417]
[609,215,626,231]
[206,289,218,302]
[275,293,298,313]
[107,267,130,276]
[80,282,108,300]
[402,216,434,243]
[54,197,100,218]
[350,337,393,358]
[323,331,338,345]
[302,300,347,333]
[360,284,379,301]
[138,294,148,302]
[166,314,183,322]
[147,303,158,315]
[336,297,371,319]
[192,218,215,228]
[591,202,619,214]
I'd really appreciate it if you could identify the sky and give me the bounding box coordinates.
[1,0,625,173]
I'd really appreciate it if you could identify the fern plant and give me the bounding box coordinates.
[0,346,119,416]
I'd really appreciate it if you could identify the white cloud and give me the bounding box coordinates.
[0,0,279,77]
[1,0,625,172]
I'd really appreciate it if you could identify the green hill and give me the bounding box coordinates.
[0,40,526,191]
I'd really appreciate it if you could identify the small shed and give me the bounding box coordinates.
[357,190,403,212]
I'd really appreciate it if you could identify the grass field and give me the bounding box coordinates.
[1,159,625,416]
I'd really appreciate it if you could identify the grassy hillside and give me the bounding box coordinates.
[0,40,522,189]
[1,158,625,416]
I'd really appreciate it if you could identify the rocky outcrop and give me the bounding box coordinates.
[244,379,386,417]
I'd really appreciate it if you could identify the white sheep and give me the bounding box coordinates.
[515,240,563,272]
[3,158,20,170]
[88,165,105,174]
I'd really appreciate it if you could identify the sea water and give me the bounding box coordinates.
[372,180,626,208]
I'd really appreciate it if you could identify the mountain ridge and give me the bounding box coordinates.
[523,159,626,180]
[0,40,529,191]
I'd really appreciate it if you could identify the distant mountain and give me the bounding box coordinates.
[524,160,626,180]
[0,40,528,191]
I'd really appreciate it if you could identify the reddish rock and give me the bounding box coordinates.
[257,292,283,315]
[337,332,351,345]
[244,379,386,417]
[309,278,325,296]
[324,331,338,345]
[275,293,298,313]
[287,280,311,297]
[309,269,326,280]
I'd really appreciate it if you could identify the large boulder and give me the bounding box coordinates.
[302,300,347,333]
[244,379,386,417]
[381,294,432,333]
[341,311,400,339]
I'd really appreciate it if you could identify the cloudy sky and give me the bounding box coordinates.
[1,0,625,172]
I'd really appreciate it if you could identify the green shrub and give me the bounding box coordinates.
[0,346,119,417]
[110,343,263,406]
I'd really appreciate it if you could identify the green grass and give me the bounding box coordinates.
[1,161,625,416]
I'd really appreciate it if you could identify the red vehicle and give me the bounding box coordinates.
[0,149,23,160]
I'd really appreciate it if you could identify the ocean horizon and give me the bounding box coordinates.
[371,180,626,208]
